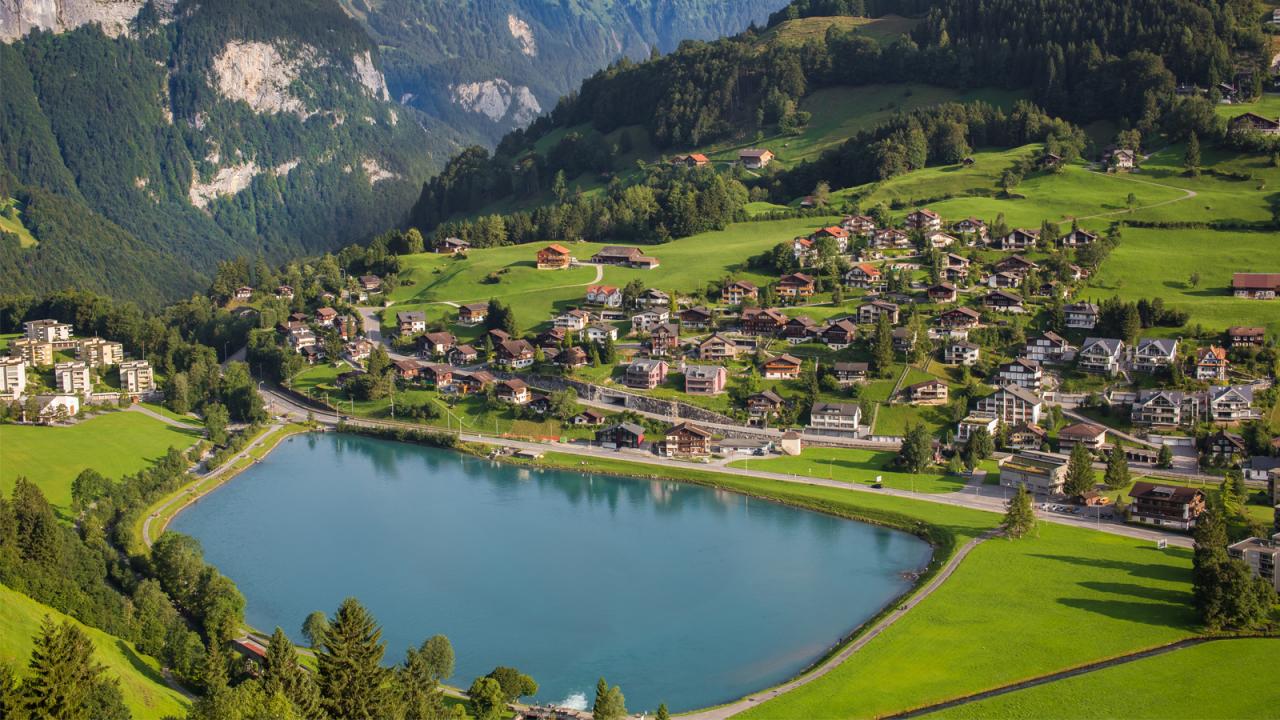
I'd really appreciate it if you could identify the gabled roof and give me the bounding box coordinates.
[667,421,713,438]
[991,383,1042,405]
[811,401,860,417]
[1081,337,1124,356]
[1129,481,1203,503]
[1060,422,1106,439]
[1135,338,1178,356]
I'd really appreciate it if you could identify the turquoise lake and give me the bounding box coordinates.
[171,432,932,712]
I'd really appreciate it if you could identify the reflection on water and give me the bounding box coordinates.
[173,432,932,713]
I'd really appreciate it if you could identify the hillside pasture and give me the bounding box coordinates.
[728,446,967,494]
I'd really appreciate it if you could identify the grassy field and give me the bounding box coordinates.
[0,199,38,247]
[763,14,919,46]
[727,446,968,494]
[0,583,190,719]
[928,638,1280,719]
[1085,226,1280,336]
[0,411,201,513]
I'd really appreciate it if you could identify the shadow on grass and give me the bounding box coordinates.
[1076,580,1193,606]
[1028,551,1193,584]
[114,638,170,686]
[1056,597,1199,627]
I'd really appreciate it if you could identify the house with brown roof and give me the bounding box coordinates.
[1229,112,1280,135]
[982,290,1024,313]
[679,306,714,330]
[1128,482,1205,530]
[871,227,911,249]
[740,307,787,336]
[625,359,668,389]
[997,358,1043,391]
[927,283,958,303]
[843,214,877,235]
[1059,228,1098,247]
[844,263,883,289]
[1024,331,1074,364]
[1058,422,1107,452]
[937,306,981,330]
[420,363,454,387]
[662,422,713,456]
[832,362,869,384]
[952,217,987,239]
[359,275,382,292]
[904,379,949,405]
[905,208,942,232]
[1065,302,1100,329]
[496,379,531,405]
[397,310,426,335]
[747,390,785,423]
[858,300,899,325]
[418,331,457,357]
[591,246,644,265]
[436,237,470,254]
[738,148,775,168]
[1232,272,1280,299]
[495,339,536,369]
[820,319,858,349]
[782,316,819,344]
[646,323,681,356]
[1227,326,1266,348]
[458,302,488,325]
[697,333,739,361]
[975,384,1043,425]
[536,244,573,269]
[684,365,727,395]
[943,340,980,366]
[992,228,1039,251]
[393,358,423,380]
[762,354,802,379]
[721,280,759,305]
[672,153,710,167]
[776,273,816,301]
[1194,345,1230,381]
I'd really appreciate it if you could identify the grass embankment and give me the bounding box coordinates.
[506,452,1215,719]
[727,447,969,494]
[927,638,1280,720]
[0,411,201,514]
[0,584,190,719]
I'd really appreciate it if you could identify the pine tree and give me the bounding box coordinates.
[1002,485,1036,539]
[1063,443,1095,497]
[0,662,20,720]
[1157,443,1173,469]
[656,703,671,720]
[1102,447,1130,489]
[872,313,893,376]
[319,598,393,720]
[401,637,450,720]
[592,677,627,720]
[263,628,322,718]
[21,618,108,720]
[897,423,934,473]
[467,676,506,720]
[1183,132,1200,177]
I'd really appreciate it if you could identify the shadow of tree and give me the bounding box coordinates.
[114,639,169,686]
[1056,597,1199,627]
[1028,551,1193,584]
[1076,580,1193,606]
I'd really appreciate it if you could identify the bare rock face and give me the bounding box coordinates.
[449,78,541,125]
[507,13,536,57]
[0,0,165,42]
[211,40,312,116]
[189,161,259,209]
[352,49,390,101]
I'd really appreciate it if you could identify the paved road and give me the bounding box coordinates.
[681,529,1003,720]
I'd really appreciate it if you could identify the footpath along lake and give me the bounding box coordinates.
[171,432,932,712]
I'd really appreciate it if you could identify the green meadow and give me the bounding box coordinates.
[0,410,200,513]
[0,583,191,719]
[727,446,967,494]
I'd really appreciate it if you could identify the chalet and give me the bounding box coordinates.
[456,370,495,395]
[995,255,1038,277]
[684,365,727,395]
[584,323,618,344]
[927,283,958,303]
[448,344,478,365]
[820,319,858,349]
[419,331,457,357]
[359,275,382,292]
[233,286,253,301]
[858,300,900,325]
[1108,148,1137,170]
[1000,451,1068,495]
[747,390,785,423]
[275,285,294,300]
[721,280,759,305]
[697,333,739,361]
[1204,385,1257,423]
[554,309,591,332]
[1031,278,1064,298]
[586,284,623,307]
[843,214,877,235]
[637,288,671,307]
[808,402,861,436]
[495,339,536,369]
[1232,273,1280,299]
[1194,345,1230,381]
[975,384,1043,425]
[537,327,567,348]
[832,362,869,384]
[1078,338,1125,375]
[1244,456,1280,483]
[672,153,710,167]
[345,338,374,362]
[397,311,427,335]
[436,237,470,254]
[738,148,775,168]
[844,263,884,289]
[1206,430,1248,461]
[1229,112,1280,135]
[287,328,317,352]
[572,409,608,426]
[982,290,1024,313]
[927,232,959,249]
[597,422,646,449]
[591,246,644,266]
[892,327,918,353]
[1059,228,1098,247]
[989,271,1023,289]
[557,346,589,368]
[1024,332,1074,364]
[625,359,668,389]
[393,358,423,381]
[420,363,454,387]
[762,354,802,379]
[904,379,949,404]
[952,217,987,239]
[662,422,713,457]
[905,208,943,232]
[631,310,670,334]
[992,228,1039,251]
[1132,390,1197,427]
[679,306,714,330]
[458,302,488,325]
[1039,152,1063,169]
[937,306,981,330]
[871,228,911,249]
[956,413,999,444]
[997,358,1043,390]
[647,323,681,355]
[942,253,971,282]
[777,273,816,301]
[1059,423,1107,452]
[740,307,787,336]
[792,237,815,263]
[943,340,980,366]
[810,225,851,249]
[1132,338,1179,373]
[299,344,324,365]
[496,379,531,405]
[1128,482,1205,530]
[1064,302,1100,329]
[536,244,573,269]
[1227,326,1266,348]
[1007,422,1048,451]
[313,307,338,327]
[783,316,819,343]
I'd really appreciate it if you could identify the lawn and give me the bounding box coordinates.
[0,583,190,719]
[727,446,968,494]
[0,411,201,513]
[928,638,1280,719]
[1084,226,1280,336]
